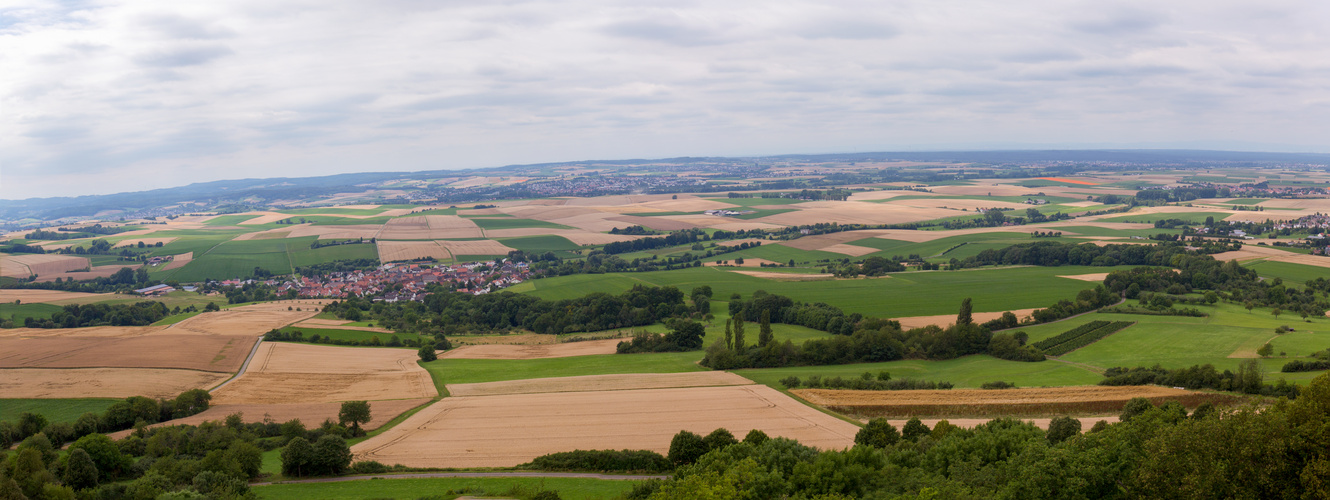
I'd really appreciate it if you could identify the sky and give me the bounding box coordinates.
[2,0,1329,199]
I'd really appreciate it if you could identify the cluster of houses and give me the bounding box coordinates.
[275,260,533,300]
[704,209,745,217]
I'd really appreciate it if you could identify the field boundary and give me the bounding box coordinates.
[254,471,669,486]
[209,336,264,392]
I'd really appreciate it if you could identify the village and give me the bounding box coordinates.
[205,259,533,301]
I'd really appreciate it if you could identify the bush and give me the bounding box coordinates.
[418,345,437,362]
[981,381,1017,390]
[780,376,801,388]
[526,449,671,472]
[1046,416,1082,444]
[855,418,900,448]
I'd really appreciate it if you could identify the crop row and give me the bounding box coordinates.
[1032,320,1110,351]
[1043,321,1134,356]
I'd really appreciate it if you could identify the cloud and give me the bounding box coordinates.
[1,0,1328,200]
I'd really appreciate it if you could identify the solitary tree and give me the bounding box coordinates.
[724,319,733,350]
[1272,308,1282,319]
[957,298,973,325]
[338,401,371,436]
[418,345,437,362]
[758,310,773,348]
[667,430,708,466]
[281,437,314,477]
[1257,342,1274,357]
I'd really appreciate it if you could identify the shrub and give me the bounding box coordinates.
[780,376,801,388]
[854,418,900,448]
[526,449,671,472]
[981,381,1017,390]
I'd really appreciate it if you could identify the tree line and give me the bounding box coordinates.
[14,301,170,329]
[630,375,1330,499]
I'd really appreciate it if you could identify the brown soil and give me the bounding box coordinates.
[895,308,1039,329]
[793,386,1242,418]
[0,368,230,398]
[446,372,753,397]
[210,343,436,404]
[438,339,621,359]
[353,385,859,468]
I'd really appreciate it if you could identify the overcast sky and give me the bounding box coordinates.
[3,1,1328,199]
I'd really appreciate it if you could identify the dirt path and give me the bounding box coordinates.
[208,336,265,392]
[253,471,669,486]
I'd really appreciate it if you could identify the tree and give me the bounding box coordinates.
[901,417,930,442]
[62,448,99,490]
[703,428,738,451]
[1246,301,1255,314]
[733,316,746,352]
[758,309,773,348]
[1120,397,1154,422]
[957,298,973,326]
[665,320,706,350]
[735,257,745,265]
[418,345,437,362]
[854,418,900,448]
[743,429,769,445]
[1046,416,1082,444]
[1257,342,1275,357]
[724,318,733,350]
[338,401,371,435]
[172,389,211,418]
[668,430,708,466]
[68,433,129,482]
[1273,307,1282,319]
[312,435,353,475]
[281,437,315,477]
[11,447,52,499]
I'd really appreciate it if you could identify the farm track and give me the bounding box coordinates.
[253,471,669,486]
[209,336,265,392]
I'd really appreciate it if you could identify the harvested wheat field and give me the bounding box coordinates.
[819,244,880,256]
[113,237,177,247]
[353,385,859,468]
[286,224,383,240]
[883,198,1029,212]
[450,333,559,346]
[793,386,1241,418]
[607,215,699,231]
[438,338,621,359]
[778,230,887,251]
[34,264,140,283]
[0,254,90,278]
[1059,273,1110,282]
[437,239,516,256]
[110,398,434,439]
[169,305,316,336]
[377,240,451,262]
[447,372,753,397]
[0,290,116,304]
[895,308,1038,329]
[708,221,786,231]
[546,213,638,232]
[379,216,483,240]
[758,202,956,226]
[162,252,192,270]
[210,342,435,405]
[730,271,834,280]
[0,368,231,399]
[0,333,255,372]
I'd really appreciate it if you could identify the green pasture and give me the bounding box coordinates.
[160,237,376,281]
[1099,212,1223,224]
[1048,225,1181,238]
[0,398,119,424]
[702,196,808,207]
[511,265,1126,319]
[734,208,798,219]
[1244,260,1330,285]
[253,476,636,500]
[203,215,262,226]
[422,352,705,385]
[471,218,573,230]
[721,243,845,264]
[306,216,393,226]
[1226,199,1269,205]
[737,355,1104,390]
[278,207,389,216]
[0,302,64,323]
[277,326,425,345]
[499,235,582,257]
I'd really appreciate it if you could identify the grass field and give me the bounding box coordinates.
[1099,212,1224,223]
[510,265,1126,318]
[278,326,425,345]
[161,237,377,281]
[700,196,808,207]
[1244,260,1330,285]
[471,218,574,230]
[734,208,798,219]
[252,476,637,500]
[0,398,120,423]
[0,302,64,323]
[497,235,583,258]
[203,215,261,226]
[722,243,845,264]
[737,355,1104,390]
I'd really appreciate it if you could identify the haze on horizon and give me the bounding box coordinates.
[3,0,1328,200]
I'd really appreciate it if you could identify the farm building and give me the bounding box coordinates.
[134,284,175,296]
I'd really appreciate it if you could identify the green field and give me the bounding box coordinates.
[701,196,809,207]
[0,398,120,423]
[160,237,377,281]
[278,326,424,345]
[509,265,1125,318]
[253,476,636,500]
[471,218,574,230]
[1245,260,1330,285]
[203,214,262,226]
[0,302,64,323]
[738,355,1104,390]
[423,351,705,385]
[499,235,583,258]
[734,208,797,219]
[720,243,844,264]
[278,207,390,216]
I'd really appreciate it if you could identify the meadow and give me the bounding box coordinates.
[277,326,425,345]
[510,265,1127,318]
[0,398,119,423]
